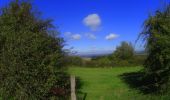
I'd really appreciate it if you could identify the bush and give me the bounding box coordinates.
[65,56,83,66]
[139,4,170,92]
[76,54,146,68]
[0,0,68,99]
[93,57,112,67]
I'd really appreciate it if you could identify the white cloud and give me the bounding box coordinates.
[83,14,101,31]
[105,33,119,40]
[71,34,81,40]
[64,32,81,40]
[85,33,96,39]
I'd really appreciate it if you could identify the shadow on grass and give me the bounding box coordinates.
[120,71,159,94]
[76,77,87,100]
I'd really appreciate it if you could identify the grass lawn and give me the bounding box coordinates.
[68,67,169,100]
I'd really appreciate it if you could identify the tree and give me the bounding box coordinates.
[140,4,170,92]
[109,41,135,67]
[0,0,67,99]
[113,41,134,60]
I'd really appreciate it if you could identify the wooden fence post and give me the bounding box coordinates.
[71,75,76,100]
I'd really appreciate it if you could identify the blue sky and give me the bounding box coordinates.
[1,0,169,55]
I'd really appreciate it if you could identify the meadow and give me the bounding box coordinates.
[68,67,170,100]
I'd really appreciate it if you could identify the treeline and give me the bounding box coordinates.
[66,41,146,67]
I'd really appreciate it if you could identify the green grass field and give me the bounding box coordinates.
[68,67,169,100]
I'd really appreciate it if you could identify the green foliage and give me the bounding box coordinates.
[113,41,134,60]
[83,42,144,67]
[65,56,83,66]
[0,0,68,99]
[66,41,145,68]
[82,54,146,68]
[140,4,170,92]
[109,41,143,67]
[89,56,113,67]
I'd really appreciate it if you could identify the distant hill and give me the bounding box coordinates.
[76,52,112,58]
[69,50,147,58]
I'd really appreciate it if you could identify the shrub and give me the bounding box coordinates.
[65,56,83,66]
[139,4,170,92]
[0,0,68,99]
